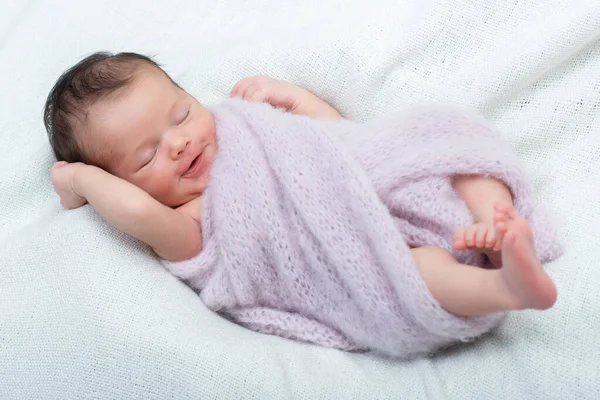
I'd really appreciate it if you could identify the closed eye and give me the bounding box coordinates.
[177,107,191,126]
[140,149,157,169]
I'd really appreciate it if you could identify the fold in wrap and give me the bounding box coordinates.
[162,99,562,359]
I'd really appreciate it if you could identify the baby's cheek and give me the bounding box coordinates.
[144,169,176,204]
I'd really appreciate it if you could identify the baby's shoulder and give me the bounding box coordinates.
[176,196,202,224]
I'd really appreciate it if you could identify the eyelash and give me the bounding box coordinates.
[177,107,190,125]
[141,149,157,168]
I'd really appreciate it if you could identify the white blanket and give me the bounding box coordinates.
[1,0,599,398]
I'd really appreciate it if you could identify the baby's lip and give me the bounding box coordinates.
[182,148,204,178]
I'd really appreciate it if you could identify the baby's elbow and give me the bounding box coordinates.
[176,239,202,262]
[154,229,202,262]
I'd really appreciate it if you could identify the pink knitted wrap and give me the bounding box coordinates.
[161,99,562,359]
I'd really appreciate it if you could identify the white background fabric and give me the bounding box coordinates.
[1,0,599,398]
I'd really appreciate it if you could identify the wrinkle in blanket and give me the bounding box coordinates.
[161,99,562,359]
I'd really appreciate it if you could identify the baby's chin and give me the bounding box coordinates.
[151,171,209,208]
[161,190,202,208]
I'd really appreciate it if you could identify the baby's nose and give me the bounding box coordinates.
[168,134,191,160]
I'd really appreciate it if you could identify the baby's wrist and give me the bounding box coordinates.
[71,164,99,198]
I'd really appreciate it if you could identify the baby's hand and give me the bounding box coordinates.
[50,161,87,209]
[230,75,342,120]
[230,75,304,112]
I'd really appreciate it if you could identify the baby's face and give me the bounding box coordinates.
[87,65,216,207]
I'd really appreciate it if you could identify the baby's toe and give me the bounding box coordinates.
[494,200,514,214]
[453,227,467,250]
[475,226,488,248]
[495,220,508,244]
[485,229,497,249]
[465,225,478,247]
[494,212,507,223]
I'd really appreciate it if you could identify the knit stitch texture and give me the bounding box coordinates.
[161,99,562,359]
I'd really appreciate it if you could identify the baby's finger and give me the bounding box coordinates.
[246,85,270,103]
[238,76,260,99]
[241,82,260,100]
[241,85,257,100]
[230,83,242,98]
[230,82,240,97]
[231,76,258,98]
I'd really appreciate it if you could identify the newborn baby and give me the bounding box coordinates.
[45,52,558,343]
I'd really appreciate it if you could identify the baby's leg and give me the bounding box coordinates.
[452,174,512,223]
[452,175,513,267]
[413,202,557,316]
[412,246,517,316]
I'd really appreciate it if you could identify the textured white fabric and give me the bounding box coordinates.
[0,0,599,398]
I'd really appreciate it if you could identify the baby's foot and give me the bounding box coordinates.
[453,221,502,267]
[494,201,557,310]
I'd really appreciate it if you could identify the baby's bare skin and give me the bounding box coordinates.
[410,174,556,317]
[51,73,341,260]
[494,202,558,309]
[50,69,557,317]
[449,202,557,312]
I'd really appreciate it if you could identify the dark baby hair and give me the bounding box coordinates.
[43,51,163,166]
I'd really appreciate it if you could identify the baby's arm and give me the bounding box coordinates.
[231,75,342,119]
[51,162,201,261]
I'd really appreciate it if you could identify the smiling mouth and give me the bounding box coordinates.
[183,150,204,178]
